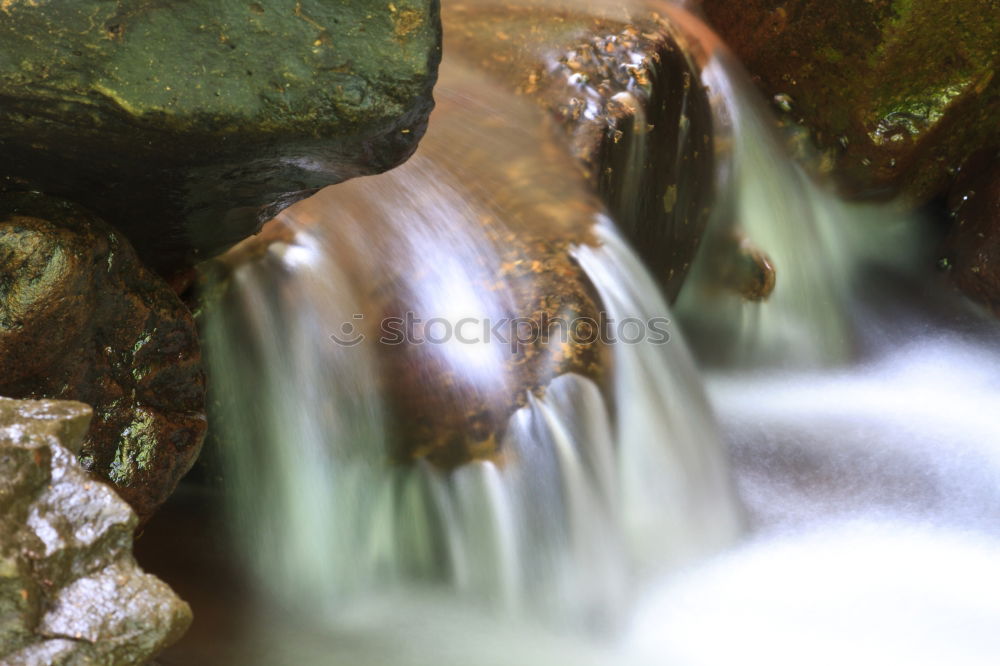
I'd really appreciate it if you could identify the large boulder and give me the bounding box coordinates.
[0,194,206,522]
[0,396,191,664]
[700,0,1000,202]
[0,0,442,272]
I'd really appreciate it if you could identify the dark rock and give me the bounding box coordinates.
[0,194,206,522]
[0,0,442,273]
[0,396,191,664]
[445,5,716,299]
[700,0,1000,202]
[556,23,717,302]
[942,153,1000,313]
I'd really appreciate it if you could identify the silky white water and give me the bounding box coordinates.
[200,4,1000,665]
[654,8,1000,666]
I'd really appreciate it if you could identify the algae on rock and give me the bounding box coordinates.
[700,0,999,202]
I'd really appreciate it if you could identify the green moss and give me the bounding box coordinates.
[817,46,844,64]
[109,408,158,484]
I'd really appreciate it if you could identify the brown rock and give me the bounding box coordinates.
[0,194,206,522]
[942,153,1000,313]
[444,4,717,299]
[711,231,778,302]
[700,0,1000,202]
[0,396,192,664]
[208,56,611,469]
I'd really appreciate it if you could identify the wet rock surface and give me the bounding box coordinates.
[213,58,611,469]
[942,154,1000,313]
[713,232,777,303]
[700,0,1000,202]
[0,0,442,272]
[445,4,716,299]
[0,194,206,522]
[0,396,192,664]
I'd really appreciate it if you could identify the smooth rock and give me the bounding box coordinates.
[0,0,442,272]
[700,0,1000,202]
[211,57,611,469]
[0,194,206,522]
[0,396,191,664]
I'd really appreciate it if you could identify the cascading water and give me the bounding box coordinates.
[195,3,1000,665]
[660,4,917,368]
[205,53,740,637]
[629,8,1000,666]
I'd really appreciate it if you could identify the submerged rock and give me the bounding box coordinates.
[942,154,1000,314]
[0,0,442,272]
[714,232,777,302]
[0,194,205,522]
[0,396,191,664]
[211,57,611,469]
[700,0,1000,202]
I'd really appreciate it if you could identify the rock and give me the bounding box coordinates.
[209,56,611,469]
[0,193,206,522]
[700,0,1000,202]
[713,232,777,302]
[445,4,716,299]
[0,0,442,273]
[0,396,192,664]
[942,153,1000,313]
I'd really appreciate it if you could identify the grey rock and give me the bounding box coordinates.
[0,396,192,665]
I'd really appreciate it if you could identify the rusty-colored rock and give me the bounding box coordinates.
[942,153,1000,313]
[208,56,611,469]
[700,0,1000,202]
[0,396,191,664]
[0,194,205,522]
[445,3,716,299]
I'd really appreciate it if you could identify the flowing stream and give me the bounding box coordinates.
[205,52,741,634]
[201,4,1000,665]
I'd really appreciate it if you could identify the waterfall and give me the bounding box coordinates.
[621,9,1000,666]
[657,5,917,368]
[574,223,740,570]
[194,5,1000,665]
[203,56,741,632]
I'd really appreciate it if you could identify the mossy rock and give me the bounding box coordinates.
[0,193,206,523]
[701,0,999,202]
[0,0,441,272]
